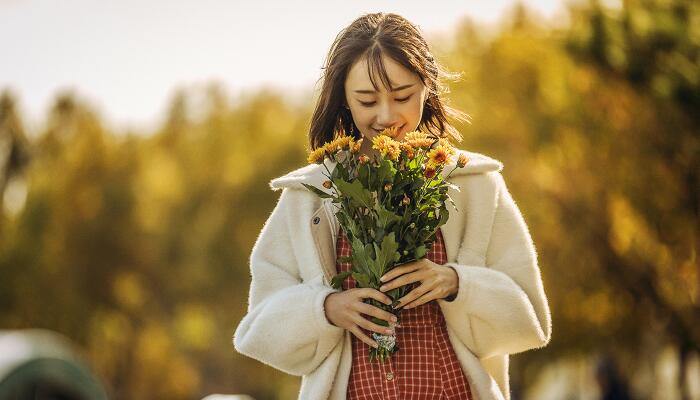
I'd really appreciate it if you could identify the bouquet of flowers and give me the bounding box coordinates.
[304,127,469,362]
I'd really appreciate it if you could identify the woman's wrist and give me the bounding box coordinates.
[444,266,459,302]
[324,292,339,326]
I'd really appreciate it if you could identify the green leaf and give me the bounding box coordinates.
[413,245,427,259]
[373,158,396,187]
[375,232,399,276]
[351,237,374,276]
[330,271,352,289]
[301,183,332,199]
[352,272,371,288]
[375,204,401,228]
[337,255,353,264]
[358,163,370,187]
[335,178,373,209]
[437,206,449,227]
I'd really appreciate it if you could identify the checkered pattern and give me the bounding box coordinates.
[337,228,473,399]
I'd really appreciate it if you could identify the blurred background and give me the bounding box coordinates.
[1,0,699,399]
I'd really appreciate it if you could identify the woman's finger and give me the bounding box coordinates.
[353,314,395,335]
[350,326,378,349]
[380,260,424,283]
[358,288,393,305]
[396,281,433,308]
[402,284,441,309]
[355,302,397,324]
[380,269,427,293]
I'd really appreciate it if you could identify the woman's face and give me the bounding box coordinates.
[344,54,428,151]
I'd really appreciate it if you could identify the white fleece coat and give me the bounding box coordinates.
[233,149,552,400]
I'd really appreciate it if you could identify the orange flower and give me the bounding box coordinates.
[427,146,449,166]
[400,143,415,160]
[439,138,456,156]
[380,126,399,138]
[325,135,353,153]
[307,147,327,164]
[372,135,401,161]
[358,154,370,164]
[351,138,363,153]
[404,131,434,149]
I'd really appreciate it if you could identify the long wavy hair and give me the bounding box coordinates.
[308,12,470,150]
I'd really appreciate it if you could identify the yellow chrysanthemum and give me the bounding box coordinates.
[438,138,456,156]
[372,135,401,161]
[307,147,327,164]
[404,131,427,141]
[427,146,449,166]
[324,135,353,153]
[380,126,399,138]
[399,142,415,160]
[404,131,435,149]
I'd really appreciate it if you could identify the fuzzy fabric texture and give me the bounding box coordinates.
[233,149,552,400]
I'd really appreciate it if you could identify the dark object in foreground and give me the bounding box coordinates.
[0,329,108,400]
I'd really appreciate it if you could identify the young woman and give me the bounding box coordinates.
[234,12,551,400]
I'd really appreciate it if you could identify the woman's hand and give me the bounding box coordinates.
[379,259,459,309]
[324,288,398,349]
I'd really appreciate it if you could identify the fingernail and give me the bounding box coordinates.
[373,343,379,348]
[379,286,387,291]
[385,329,393,334]
[380,276,387,282]
[391,316,398,322]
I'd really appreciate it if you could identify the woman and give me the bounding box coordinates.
[234,12,551,400]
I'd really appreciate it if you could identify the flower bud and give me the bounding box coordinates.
[457,153,469,168]
[358,155,370,164]
[402,194,410,205]
[384,183,392,191]
[323,180,332,189]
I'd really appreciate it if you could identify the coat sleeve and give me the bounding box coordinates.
[233,188,345,376]
[437,172,552,359]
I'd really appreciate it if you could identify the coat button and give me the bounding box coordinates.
[313,216,320,224]
[385,372,394,381]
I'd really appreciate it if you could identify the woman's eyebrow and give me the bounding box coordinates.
[354,83,415,94]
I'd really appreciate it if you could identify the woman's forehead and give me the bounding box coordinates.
[345,54,419,93]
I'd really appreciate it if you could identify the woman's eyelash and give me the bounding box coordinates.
[359,96,411,107]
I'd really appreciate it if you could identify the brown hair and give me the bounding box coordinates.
[309,12,470,150]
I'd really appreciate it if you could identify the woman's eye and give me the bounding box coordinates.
[358,96,411,107]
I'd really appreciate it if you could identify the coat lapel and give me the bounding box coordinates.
[310,204,337,285]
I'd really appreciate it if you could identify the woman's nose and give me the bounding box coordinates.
[376,103,399,128]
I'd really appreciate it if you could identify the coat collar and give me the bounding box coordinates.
[269,149,504,192]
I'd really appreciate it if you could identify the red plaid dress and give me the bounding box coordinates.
[336,227,473,400]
